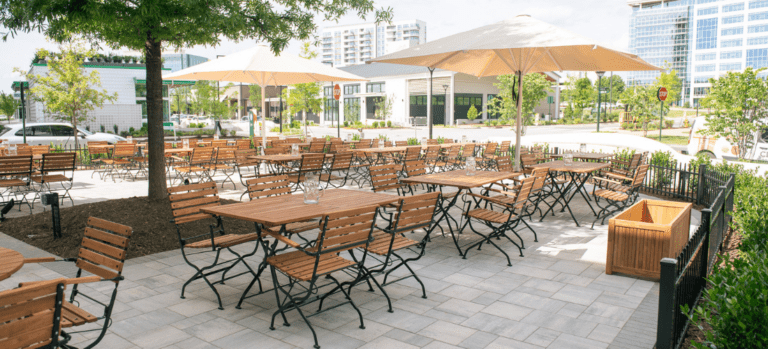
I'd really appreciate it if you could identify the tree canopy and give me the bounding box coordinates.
[487,73,553,127]
[0,92,20,122]
[283,43,323,136]
[655,67,682,105]
[700,67,768,159]
[593,74,625,104]
[1,0,392,199]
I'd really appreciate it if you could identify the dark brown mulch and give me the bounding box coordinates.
[0,197,255,260]
[681,226,742,348]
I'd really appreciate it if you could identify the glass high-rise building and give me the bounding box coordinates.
[627,0,693,106]
[163,53,209,72]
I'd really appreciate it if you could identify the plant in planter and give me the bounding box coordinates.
[387,120,392,128]
[467,104,478,123]
[372,121,378,128]
[230,130,237,137]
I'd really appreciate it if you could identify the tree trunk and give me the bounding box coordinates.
[72,114,79,154]
[145,35,167,200]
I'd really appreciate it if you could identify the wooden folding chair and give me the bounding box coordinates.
[592,164,650,228]
[460,177,536,266]
[235,149,261,195]
[172,147,214,185]
[0,279,70,349]
[102,143,136,181]
[422,146,441,173]
[31,152,76,206]
[307,141,327,153]
[236,139,252,150]
[168,182,259,310]
[321,152,353,188]
[0,155,33,212]
[20,217,132,349]
[352,192,439,311]
[286,153,327,192]
[262,205,380,349]
[207,147,237,189]
[369,164,407,196]
[480,142,500,170]
[87,142,111,180]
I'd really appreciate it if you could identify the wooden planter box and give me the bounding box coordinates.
[607,199,692,280]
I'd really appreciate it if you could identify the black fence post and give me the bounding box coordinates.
[700,209,711,275]
[696,164,707,206]
[657,257,678,349]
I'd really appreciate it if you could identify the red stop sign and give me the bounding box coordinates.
[333,84,341,100]
[657,87,668,101]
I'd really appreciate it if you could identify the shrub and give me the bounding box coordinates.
[649,150,677,186]
[352,133,361,141]
[406,137,419,145]
[113,124,119,134]
[387,121,392,128]
[129,127,135,134]
[344,121,349,127]
[467,104,478,121]
[230,130,237,137]
[665,120,674,129]
[119,131,130,137]
[436,136,445,144]
[100,125,105,133]
[371,121,378,128]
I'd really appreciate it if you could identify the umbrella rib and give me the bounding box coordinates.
[477,54,496,77]
[547,50,563,72]
[507,48,519,70]
[493,49,519,72]
[525,48,550,74]
[429,51,462,69]
[246,71,263,85]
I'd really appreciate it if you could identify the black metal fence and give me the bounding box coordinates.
[656,172,735,349]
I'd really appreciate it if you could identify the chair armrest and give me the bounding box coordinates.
[593,176,622,186]
[466,193,510,206]
[24,257,56,264]
[605,172,631,181]
[261,230,301,249]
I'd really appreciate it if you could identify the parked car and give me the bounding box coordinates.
[687,116,768,161]
[0,122,126,146]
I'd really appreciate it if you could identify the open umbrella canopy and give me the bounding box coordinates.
[164,45,364,85]
[371,15,661,75]
[164,45,364,149]
[371,15,661,170]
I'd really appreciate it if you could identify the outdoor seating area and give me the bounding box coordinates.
[0,136,693,349]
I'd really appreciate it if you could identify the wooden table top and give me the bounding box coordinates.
[248,153,332,162]
[401,170,522,190]
[89,143,147,149]
[353,146,411,154]
[528,160,610,173]
[0,247,23,282]
[551,152,613,160]
[201,189,399,226]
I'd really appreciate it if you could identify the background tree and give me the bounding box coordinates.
[700,67,768,159]
[0,92,20,123]
[655,66,682,106]
[620,85,658,136]
[1,0,392,200]
[593,74,625,105]
[344,99,360,123]
[487,73,553,127]
[170,86,192,115]
[19,45,117,150]
[374,93,395,122]
[248,84,262,117]
[466,104,478,122]
[283,43,323,137]
[571,77,595,113]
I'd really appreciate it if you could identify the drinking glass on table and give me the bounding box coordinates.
[466,156,477,176]
[291,144,299,155]
[580,143,587,153]
[182,139,189,149]
[303,173,324,204]
[8,144,17,156]
[564,153,573,166]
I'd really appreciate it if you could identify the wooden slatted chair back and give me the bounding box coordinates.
[404,160,428,178]
[264,146,286,155]
[425,139,437,145]
[300,153,326,174]
[167,182,220,225]
[15,145,32,157]
[328,141,343,153]
[460,144,474,158]
[512,176,535,210]
[235,149,260,167]
[404,146,421,161]
[214,147,237,164]
[315,205,378,254]
[88,141,108,145]
[520,153,539,168]
[0,155,33,178]
[88,144,110,157]
[0,278,67,349]
[247,175,292,200]
[211,140,228,148]
[330,152,353,171]
[484,142,498,157]
[308,142,326,153]
[40,153,76,174]
[445,145,461,160]
[395,141,408,147]
[369,164,401,193]
[371,139,380,148]
[75,217,132,281]
[500,141,511,155]
[236,139,251,150]
[530,167,549,191]
[187,139,199,148]
[443,139,454,144]
[29,145,50,156]
[358,139,373,148]
[112,144,136,158]
[631,164,650,188]
[496,157,513,172]
[424,146,440,161]
[190,147,214,165]
[391,192,439,234]
[164,142,174,149]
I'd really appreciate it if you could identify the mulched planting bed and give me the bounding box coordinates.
[0,197,256,260]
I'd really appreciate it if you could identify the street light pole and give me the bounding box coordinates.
[596,71,605,132]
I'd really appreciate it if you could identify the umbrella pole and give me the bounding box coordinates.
[428,67,435,139]
[262,84,267,153]
[514,70,524,172]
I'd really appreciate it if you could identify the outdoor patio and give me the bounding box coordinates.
[0,168,693,349]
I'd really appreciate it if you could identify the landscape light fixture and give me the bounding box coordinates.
[596,71,605,132]
[41,193,62,239]
[0,199,14,222]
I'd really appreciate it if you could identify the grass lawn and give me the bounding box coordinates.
[645,135,689,145]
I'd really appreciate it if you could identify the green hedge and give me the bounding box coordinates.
[686,161,768,349]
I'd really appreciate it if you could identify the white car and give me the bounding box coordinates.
[0,122,126,146]
[687,116,768,161]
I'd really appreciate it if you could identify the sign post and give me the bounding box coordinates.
[657,87,668,142]
[334,84,341,138]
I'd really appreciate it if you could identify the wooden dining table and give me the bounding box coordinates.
[0,247,24,282]
[550,152,613,161]
[400,169,521,255]
[201,188,399,305]
[527,160,610,227]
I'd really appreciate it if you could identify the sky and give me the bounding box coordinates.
[0,0,633,94]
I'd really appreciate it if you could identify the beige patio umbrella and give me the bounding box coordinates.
[164,45,364,150]
[371,14,662,170]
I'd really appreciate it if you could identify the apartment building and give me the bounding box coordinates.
[320,20,427,67]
